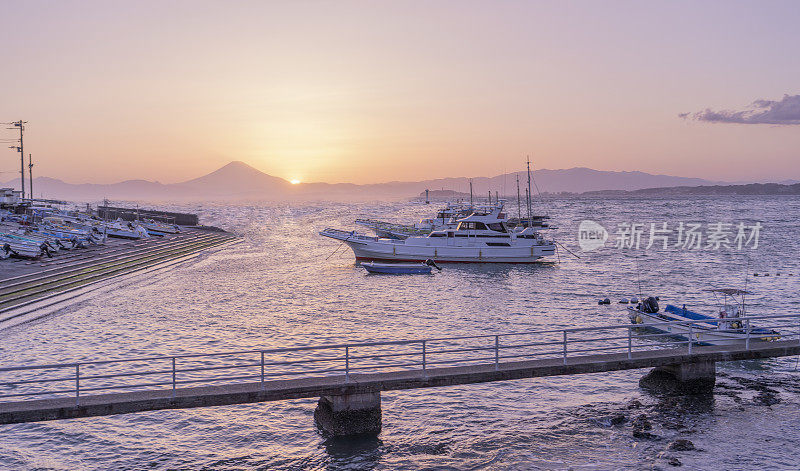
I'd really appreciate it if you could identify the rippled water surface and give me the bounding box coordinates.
[1,196,800,470]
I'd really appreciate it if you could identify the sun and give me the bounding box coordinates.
[290,179,301,185]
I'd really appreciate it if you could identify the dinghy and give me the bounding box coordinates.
[362,259,441,274]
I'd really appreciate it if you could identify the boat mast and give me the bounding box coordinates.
[526,157,532,226]
[516,174,521,224]
[469,179,473,209]
[525,188,530,226]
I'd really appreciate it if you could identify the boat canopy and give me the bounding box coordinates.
[703,288,752,295]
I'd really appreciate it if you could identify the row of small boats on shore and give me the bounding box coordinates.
[0,209,181,260]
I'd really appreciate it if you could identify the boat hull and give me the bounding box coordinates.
[344,240,553,263]
[105,229,141,239]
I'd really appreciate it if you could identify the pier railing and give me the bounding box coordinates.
[1,313,798,405]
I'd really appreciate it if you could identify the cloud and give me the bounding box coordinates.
[681,94,800,125]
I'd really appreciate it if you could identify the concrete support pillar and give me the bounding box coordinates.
[640,360,716,394]
[314,391,381,437]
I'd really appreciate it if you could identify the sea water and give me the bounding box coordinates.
[1,196,799,470]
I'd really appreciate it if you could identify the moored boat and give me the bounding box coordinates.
[362,260,441,274]
[139,218,180,235]
[355,201,498,240]
[321,205,556,263]
[627,289,780,346]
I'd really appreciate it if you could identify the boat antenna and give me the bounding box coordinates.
[742,255,751,316]
[516,174,522,225]
[635,256,643,301]
[526,156,532,226]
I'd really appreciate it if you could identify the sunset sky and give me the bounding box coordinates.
[2,1,799,184]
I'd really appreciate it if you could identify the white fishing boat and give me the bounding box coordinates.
[139,218,180,235]
[41,216,106,243]
[100,219,149,239]
[355,201,491,240]
[357,160,553,240]
[0,235,48,258]
[627,289,780,346]
[38,221,102,245]
[42,214,147,240]
[321,206,556,263]
[6,230,61,252]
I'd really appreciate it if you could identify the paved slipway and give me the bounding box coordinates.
[0,227,238,329]
[1,196,799,470]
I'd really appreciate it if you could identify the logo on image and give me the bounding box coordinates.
[578,220,608,252]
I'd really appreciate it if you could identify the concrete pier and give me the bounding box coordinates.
[314,392,382,436]
[1,341,797,426]
[640,360,716,394]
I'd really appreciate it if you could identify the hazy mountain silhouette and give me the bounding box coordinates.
[1,160,786,202]
[177,161,292,196]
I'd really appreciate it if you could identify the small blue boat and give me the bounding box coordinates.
[362,259,441,275]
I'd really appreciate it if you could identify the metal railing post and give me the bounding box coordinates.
[75,364,80,406]
[627,326,632,359]
[746,327,750,350]
[688,324,693,354]
[563,331,568,365]
[171,357,176,398]
[260,351,265,390]
[345,346,350,382]
[422,340,427,371]
[494,335,499,371]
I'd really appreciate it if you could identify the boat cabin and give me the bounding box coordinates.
[426,207,539,245]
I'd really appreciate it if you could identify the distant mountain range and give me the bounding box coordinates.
[584,182,800,197]
[2,161,797,203]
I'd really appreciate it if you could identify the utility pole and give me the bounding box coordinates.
[28,154,33,201]
[7,120,27,199]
